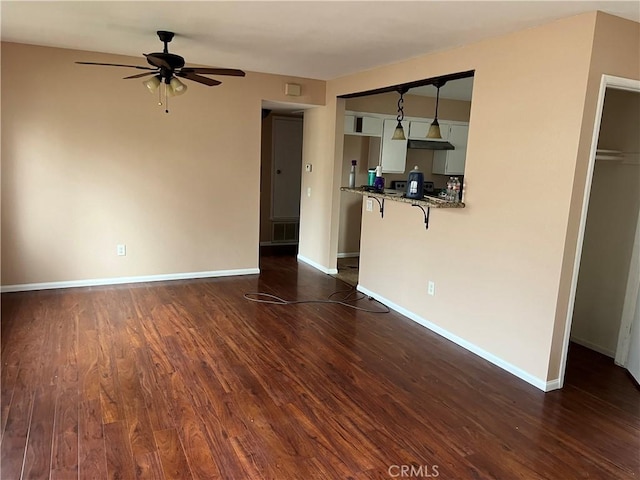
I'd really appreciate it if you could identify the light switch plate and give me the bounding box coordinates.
[305,164,312,172]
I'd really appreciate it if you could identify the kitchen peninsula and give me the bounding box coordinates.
[341,186,464,230]
[341,187,465,209]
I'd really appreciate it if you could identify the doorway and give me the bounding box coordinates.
[259,111,303,258]
[561,75,640,388]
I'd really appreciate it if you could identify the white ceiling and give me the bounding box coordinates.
[410,76,475,101]
[2,1,638,81]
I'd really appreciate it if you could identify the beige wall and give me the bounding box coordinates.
[298,99,344,269]
[346,91,471,122]
[1,42,325,286]
[299,11,639,386]
[569,89,640,356]
[547,13,640,378]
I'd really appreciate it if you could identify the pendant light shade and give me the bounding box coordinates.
[427,80,446,140]
[143,75,162,93]
[392,87,408,140]
[426,119,441,139]
[392,122,406,140]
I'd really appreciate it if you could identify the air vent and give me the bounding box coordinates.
[272,222,299,243]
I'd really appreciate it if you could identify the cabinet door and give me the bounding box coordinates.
[360,117,383,136]
[408,120,430,139]
[445,124,468,175]
[380,118,408,173]
[344,115,356,134]
[432,124,468,175]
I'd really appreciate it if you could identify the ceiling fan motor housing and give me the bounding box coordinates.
[75,29,245,91]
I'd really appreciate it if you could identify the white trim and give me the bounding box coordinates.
[570,336,616,359]
[559,74,640,389]
[357,284,552,392]
[296,254,338,274]
[545,378,562,391]
[337,252,360,259]
[1,268,260,293]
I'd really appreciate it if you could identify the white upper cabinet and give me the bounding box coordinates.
[344,115,356,134]
[432,124,469,175]
[359,117,383,136]
[380,118,408,174]
[344,115,383,136]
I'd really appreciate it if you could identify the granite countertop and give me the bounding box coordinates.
[340,187,465,209]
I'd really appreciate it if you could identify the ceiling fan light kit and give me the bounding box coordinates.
[76,30,245,113]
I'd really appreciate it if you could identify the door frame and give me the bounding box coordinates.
[558,74,640,388]
[270,115,304,221]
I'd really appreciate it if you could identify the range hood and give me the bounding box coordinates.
[407,139,454,150]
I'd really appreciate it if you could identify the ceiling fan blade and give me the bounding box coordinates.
[76,61,155,71]
[123,72,158,79]
[180,67,246,77]
[176,72,222,86]
[144,53,171,70]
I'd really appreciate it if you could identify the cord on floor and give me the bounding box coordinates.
[243,287,390,313]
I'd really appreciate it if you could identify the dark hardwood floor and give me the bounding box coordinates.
[1,255,638,479]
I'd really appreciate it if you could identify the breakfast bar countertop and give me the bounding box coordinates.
[340,187,466,208]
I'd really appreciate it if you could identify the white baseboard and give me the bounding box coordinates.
[1,268,260,293]
[357,284,552,392]
[296,254,339,275]
[570,336,615,358]
[545,378,562,391]
[337,252,360,259]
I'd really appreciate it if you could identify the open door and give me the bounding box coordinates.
[615,214,640,383]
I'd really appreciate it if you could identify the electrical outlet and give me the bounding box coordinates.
[305,164,312,173]
[366,199,373,212]
[428,281,435,296]
[117,244,126,256]
[307,187,311,197]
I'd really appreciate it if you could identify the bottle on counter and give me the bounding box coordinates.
[349,160,357,188]
[405,166,424,199]
[453,177,461,203]
[446,177,454,201]
[373,165,385,192]
[368,168,376,186]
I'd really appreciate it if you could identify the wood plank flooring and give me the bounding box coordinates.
[1,255,639,479]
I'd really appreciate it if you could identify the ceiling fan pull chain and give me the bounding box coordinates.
[165,84,169,113]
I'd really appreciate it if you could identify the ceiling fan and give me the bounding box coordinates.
[76,30,245,112]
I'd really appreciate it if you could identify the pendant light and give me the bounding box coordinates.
[392,87,408,140]
[427,80,447,139]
